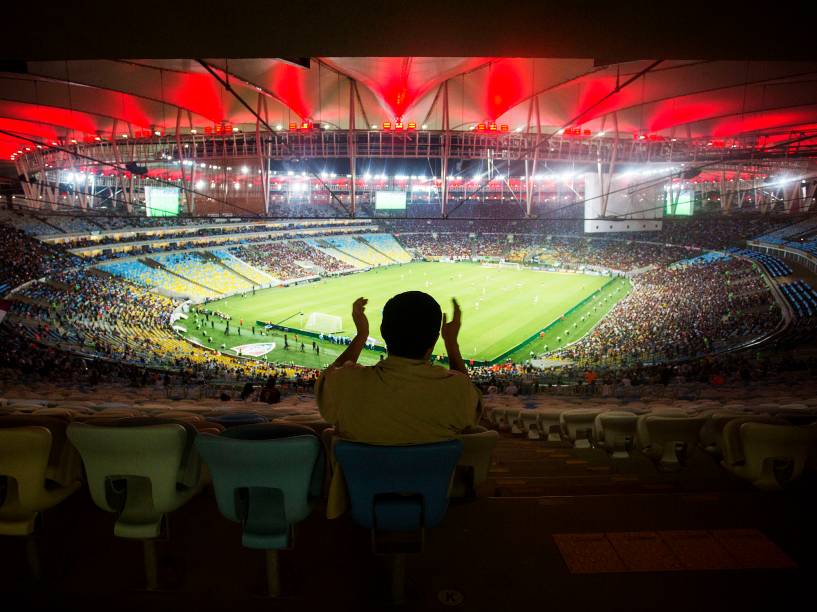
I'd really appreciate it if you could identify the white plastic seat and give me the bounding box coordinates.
[560,408,604,448]
[538,408,568,442]
[699,411,748,456]
[638,415,707,470]
[518,410,541,439]
[595,411,639,458]
[636,409,688,446]
[722,422,817,490]
[451,428,499,497]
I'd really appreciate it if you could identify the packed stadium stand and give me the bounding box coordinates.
[1,40,817,611]
[98,260,222,300]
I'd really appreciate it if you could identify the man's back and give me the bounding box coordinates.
[317,355,479,444]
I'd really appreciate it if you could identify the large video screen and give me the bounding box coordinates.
[375,191,407,210]
[584,172,664,233]
[665,190,694,216]
[145,186,180,217]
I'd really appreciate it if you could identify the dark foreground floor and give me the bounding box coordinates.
[2,435,816,611]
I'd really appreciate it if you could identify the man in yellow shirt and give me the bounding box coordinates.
[316,291,481,517]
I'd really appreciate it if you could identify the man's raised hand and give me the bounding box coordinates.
[441,298,462,347]
[352,297,369,339]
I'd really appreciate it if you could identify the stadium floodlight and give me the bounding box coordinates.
[241,166,249,174]
[363,173,372,180]
[287,171,294,176]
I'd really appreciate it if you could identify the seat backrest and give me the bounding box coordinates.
[195,424,324,549]
[0,427,52,508]
[740,422,813,481]
[67,423,188,513]
[721,416,779,465]
[457,429,499,485]
[0,414,67,461]
[334,439,463,531]
[645,416,707,446]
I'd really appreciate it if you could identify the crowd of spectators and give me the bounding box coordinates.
[0,208,802,395]
[0,224,82,294]
[3,267,320,382]
[231,242,320,279]
[558,259,779,365]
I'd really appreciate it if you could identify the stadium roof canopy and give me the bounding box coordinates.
[1,57,817,160]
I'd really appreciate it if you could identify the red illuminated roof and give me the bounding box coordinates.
[1,58,816,158]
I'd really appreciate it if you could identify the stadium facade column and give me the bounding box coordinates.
[441,80,450,217]
[255,93,270,216]
[805,178,817,212]
[524,94,541,217]
[175,108,196,215]
[600,113,620,218]
[14,158,37,208]
[349,79,356,217]
[720,170,728,212]
[110,119,134,214]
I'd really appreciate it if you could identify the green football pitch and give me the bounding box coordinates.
[182,262,630,368]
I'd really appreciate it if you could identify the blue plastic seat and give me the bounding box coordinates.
[333,440,463,531]
[333,439,463,603]
[195,423,324,596]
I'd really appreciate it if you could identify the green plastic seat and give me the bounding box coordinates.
[0,424,82,536]
[67,422,205,539]
[195,423,324,596]
[196,423,324,549]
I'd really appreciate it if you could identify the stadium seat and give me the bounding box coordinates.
[333,439,462,603]
[0,418,83,578]
[67,421,207,589]
[560,408,604,448]
[195,423,324,596]
[637,415,707,470]
[517,409,541,439]
[0,421,82,536]
[699,411,750,457]
[450,428,499,498]
[538,408,569,442]
[594,411,639,458]
[721,416,784,467]
[722,422,817,490]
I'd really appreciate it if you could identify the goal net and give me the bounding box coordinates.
[304,312,343,333]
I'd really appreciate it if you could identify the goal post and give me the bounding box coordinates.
[304,312,343,333]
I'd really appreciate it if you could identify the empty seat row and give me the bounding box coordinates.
[0,413,497,599]
[487,401,817,483]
